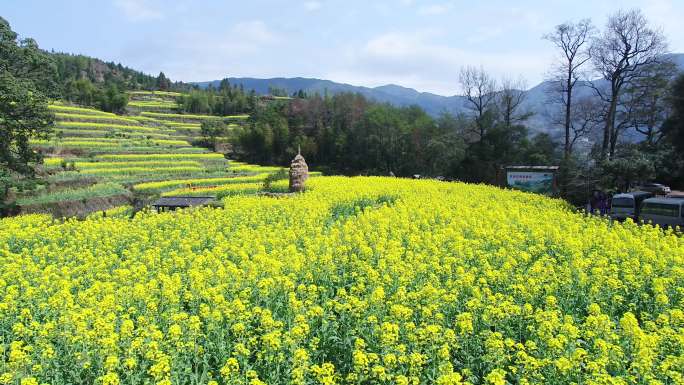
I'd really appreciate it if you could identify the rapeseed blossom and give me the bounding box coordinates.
[0,177,682,385]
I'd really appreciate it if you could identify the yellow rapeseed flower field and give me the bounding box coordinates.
[0,177,682,385]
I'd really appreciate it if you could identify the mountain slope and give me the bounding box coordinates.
[196,53,684,135]
[196,77,466,116]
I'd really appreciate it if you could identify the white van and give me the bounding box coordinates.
[610,191,653,221]
[640,197,684,229]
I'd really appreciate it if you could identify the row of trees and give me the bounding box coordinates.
[3,9,684,212]
[176,79,259,115]
[230,91,554,182]
[541,9,683,198]
[52,53,163,112]
[225,8,684,203]
[0,17,55,212]
[544,10,673,160]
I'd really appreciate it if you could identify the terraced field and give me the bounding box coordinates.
[19,93,300,217]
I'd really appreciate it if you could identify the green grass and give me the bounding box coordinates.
[56,121,160,132]
[172,127,204,133]
[133,173,271,193]
[128,90,182,97]
[33,145,204,154]
[128,115,170,125]
[95,153,224,161]
[48,170,233,184]
[73,166,205,177]
[77,157,226,173]
[161,182,266,198]
[76,160,202,170]
[55,113,138,125]
[229,164,286,173]
[31,139,190,148]
[140,111,250,121]
[161,147,209,153]
[128,100,178,108]
[87,205,133,219]
[162,178,292,198]
[49,104,117,116]
[17,182,128,206]
[55,129,179,140]
[161,121,201,128]
[43,157,65,167]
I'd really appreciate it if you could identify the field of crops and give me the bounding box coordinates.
[140,111,250,122]
[128,90,182,97]
[1,177,682,385]
[22,97,278,215]
[16,182,129,205]
[133,174,271,194]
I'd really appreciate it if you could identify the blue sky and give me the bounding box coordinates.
[3,0,683,95]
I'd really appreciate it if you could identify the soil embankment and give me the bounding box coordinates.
[19,194,131,218]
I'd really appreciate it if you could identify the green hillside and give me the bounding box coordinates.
[16,91,306,217]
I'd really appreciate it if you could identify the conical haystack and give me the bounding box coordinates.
[289,148,309,193]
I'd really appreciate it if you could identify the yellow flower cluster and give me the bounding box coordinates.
[54,112,138,125]
[75,161,203,170]
[31,139,190,149]
[229,165,285,173]
[56,121,158,132]
[0,177,682,385]
[86,205,133,219]
[140,111,249,121]
[48,104,117,116]
[134,174,270,194]
[96,154,225,161]
[162,182,271,198]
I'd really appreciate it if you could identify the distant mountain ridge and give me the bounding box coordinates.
[195,53,684,136]
[195,77,465,116]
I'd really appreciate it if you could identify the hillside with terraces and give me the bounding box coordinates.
[16,91,316,218]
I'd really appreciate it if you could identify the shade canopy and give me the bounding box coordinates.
[152,196,215,209]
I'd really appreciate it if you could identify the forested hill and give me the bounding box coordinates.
[196,53,684,128]
[51,52,158,90]
[195,77,463,117]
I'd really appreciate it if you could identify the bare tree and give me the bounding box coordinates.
[544,19,594,159]
[497,76,532,129]
[621,61,678,145]
[590,9,668,159]
[569,96,604,153]
[459,66,497,139]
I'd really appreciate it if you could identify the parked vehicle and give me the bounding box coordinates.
[640,197,684,229]
[610,191,654,221]
[638,183,671,195]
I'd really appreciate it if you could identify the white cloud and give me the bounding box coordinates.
[335,29,552,95]
[304,1,322,11]
[641,0,684,52]
[120,20,284,82]
[114,0,164,21]
[418,3,453,16]
[231,20,278,45]
[465,26,505,44]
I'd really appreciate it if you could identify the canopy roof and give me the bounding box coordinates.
[152,196,215,208]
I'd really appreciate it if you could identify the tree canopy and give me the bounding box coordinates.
[0,17,55,176]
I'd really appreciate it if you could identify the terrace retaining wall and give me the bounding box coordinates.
[20,194,132,218]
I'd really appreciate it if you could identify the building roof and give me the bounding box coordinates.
[152,196,216,207]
